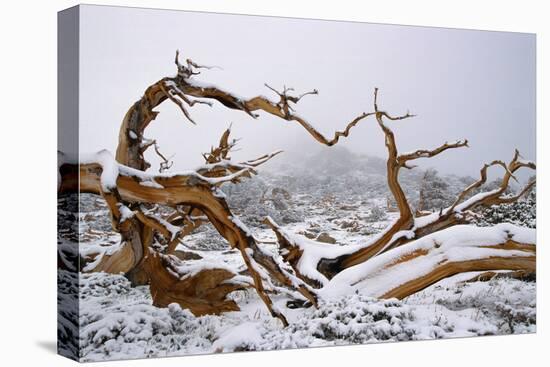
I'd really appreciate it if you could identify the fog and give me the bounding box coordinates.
[78,5,535,181]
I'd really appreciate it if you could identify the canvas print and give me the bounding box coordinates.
[57,5,536,362]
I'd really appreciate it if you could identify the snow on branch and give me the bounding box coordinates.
[71,146,280,195]
[175,49,222,78]
[60,143,317,326]
[496,179,536,205]
[143,249,247,315]
[161,80,213,125]
[196,128,282,184]
[165,207,207,254]
[321,223,535,300]
[449,149,536,213]
[265,216,363,288]
[134,209,181,242]
[264,83,319,116]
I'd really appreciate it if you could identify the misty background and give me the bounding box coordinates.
[77,5,535,181]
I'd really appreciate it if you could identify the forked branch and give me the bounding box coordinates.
[448,149,536,213]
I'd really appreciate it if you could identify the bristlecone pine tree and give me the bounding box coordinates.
[58,51,536,327]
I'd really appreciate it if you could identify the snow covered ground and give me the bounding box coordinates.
[59,148,536,362]
[75,271,535,362]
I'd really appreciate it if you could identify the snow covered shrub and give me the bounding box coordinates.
[79,193,116,233]
[79,272,132,298]
[473,190,536,228]
[297,295,414,343]
[79,303,217,361]
[223,176,305,225]
[213,295,416,352]
[78,273,224,361]
[366,205,387,222]
[406,276,536,337]
[181,224,229,251]
[495,300,536,334]
[58,270,79,359]
[58,193,79,242]
[77,273,536,361]
[417,169,454,211]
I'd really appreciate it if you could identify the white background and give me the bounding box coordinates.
[0,1,547,366]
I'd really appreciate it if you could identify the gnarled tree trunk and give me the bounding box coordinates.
[57,51,536,326]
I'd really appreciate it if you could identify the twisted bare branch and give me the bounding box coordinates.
[398,140,469,164]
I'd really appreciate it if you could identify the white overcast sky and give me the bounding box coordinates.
[77,5,535,180]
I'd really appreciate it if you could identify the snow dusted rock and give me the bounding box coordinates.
[172,250,203,261]
[316,232,337,244]
[222,176,305,226]
[301,231,317,239]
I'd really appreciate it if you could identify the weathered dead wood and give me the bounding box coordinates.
[165,208,205,254]
[265,88,427,279]
[152,143,174,173]
[398,140,469,165]
[337,89,416,268]
[462,270,536,283]
[312,228,536,300]
[265,88,535,281]
[264,217,323,289]
[115,50,379,175]
[59,51,537,325]
[82,242,135,274]
[110,53,406,293]
[411,150,536,240]
[144,250,247,315]
[59,147,317,325]
[381,249,535,299]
